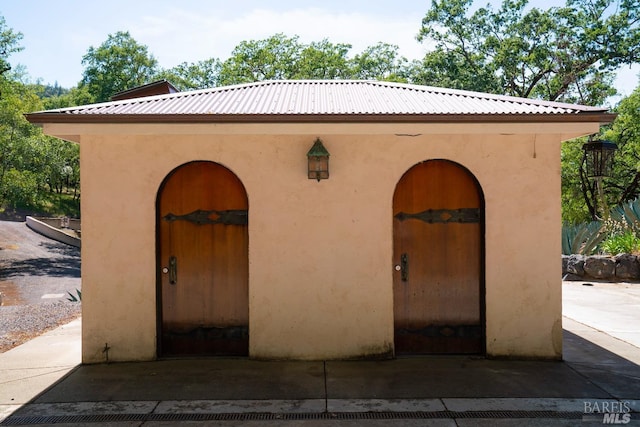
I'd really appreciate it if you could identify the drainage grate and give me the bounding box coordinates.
[1,410,583,425]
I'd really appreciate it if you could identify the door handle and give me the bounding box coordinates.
[401,253,408,282]
[169,256,177,285]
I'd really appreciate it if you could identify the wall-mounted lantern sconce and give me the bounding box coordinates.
[307,138,330,181]
[582,137,618,179]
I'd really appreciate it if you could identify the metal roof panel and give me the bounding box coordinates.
[26,80,612,124]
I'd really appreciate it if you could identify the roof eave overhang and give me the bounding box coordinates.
[25,112,617,126]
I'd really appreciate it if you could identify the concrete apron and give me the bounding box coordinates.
[2,328,640,426]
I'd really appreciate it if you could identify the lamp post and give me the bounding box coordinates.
[582,137,618,218]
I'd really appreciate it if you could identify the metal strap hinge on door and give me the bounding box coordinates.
[163,209,248,226]
[395,208,480,224]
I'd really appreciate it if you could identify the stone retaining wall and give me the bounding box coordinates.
[562,254,640,281]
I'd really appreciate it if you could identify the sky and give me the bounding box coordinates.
[2,0,639,103]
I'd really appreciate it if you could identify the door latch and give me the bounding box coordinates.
[169,256,177,285]
[400,253,408,282]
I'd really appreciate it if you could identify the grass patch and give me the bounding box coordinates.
[36,191,80,217]
[1,191,79,220]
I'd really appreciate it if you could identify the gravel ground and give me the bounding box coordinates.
[0,300,81,352]
[0,219,81,353]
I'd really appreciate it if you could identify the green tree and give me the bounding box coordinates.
[416,0,639,105]
[218,34,303,84]
[293,39,352,79]
[561,138,592,223]
[604,85,640,201]
[348,43,410,82]
[40,137,80,196]
[0,14,80,215]
[0,17,42,210]
[28,80,95,109]
[0,77,44,207]
[41,85,95,109]
[217,34,413,85]
[156,58,222,91]
[80,31,159,102]
[0,16,23,77]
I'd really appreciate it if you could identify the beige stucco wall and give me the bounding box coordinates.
[46,121,599,363]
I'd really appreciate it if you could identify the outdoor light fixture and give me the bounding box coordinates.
[307,138,330,181]
[582,137,618,179]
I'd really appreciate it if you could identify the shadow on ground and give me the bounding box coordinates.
[0,256,80,279]
[563,330,640,399]
[19,330,639,405]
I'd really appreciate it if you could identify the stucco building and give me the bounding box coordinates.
[26,80,614,363]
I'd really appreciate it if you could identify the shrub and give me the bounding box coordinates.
[601,230,640,255]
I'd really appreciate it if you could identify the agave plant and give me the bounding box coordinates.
[561,221,606,255]
[66,289,82,302]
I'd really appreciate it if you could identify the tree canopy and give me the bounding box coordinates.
[156,58,221,91]
[416,0,640,105]
[80,31,159,103]
[216,34,409,86]
[0,21,80,216]
[0,16,23,77]
[142,34,412,92]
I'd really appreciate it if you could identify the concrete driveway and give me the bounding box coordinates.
[563,280,640,348]
[0,220,81,352]
[0,220,80,305]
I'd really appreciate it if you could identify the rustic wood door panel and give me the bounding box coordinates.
[393,160,483,355]
[158,161,248,357]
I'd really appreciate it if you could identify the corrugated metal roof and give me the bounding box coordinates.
[26,80,614,124]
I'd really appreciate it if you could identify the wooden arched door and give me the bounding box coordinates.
[157,161,248,357]
[393,159,484,355]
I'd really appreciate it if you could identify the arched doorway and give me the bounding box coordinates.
[157,161,249,357]
[393,159,484,355]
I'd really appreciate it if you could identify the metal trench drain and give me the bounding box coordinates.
[1,410,583,425]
